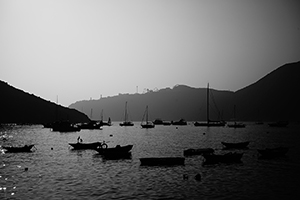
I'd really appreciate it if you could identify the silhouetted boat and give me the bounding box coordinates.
[152,119,171,126]
[141,106,155,128]
[221,141,250,149]
[268,121,289,127]
[203,152,243,164]
[100,110,112,126]
[78,120,102,129]
[153,118,163,125]
[68,142,104,150]
[184,148,214,156]
[2,144,35,153]
[120,102,134,126]
[194,83,226,127]
[139,157,185,166]
[95,144,133,158]
[227,105,246,128]
[227,122,246,128]
[51,121,81,132]
[257,147,289,158]
[172,119,187,125]
[162,121,171,126]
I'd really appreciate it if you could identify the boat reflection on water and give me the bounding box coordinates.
[202,152,243,165]
[257,147,289,159]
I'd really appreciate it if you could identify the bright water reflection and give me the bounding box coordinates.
[1,123,300,199]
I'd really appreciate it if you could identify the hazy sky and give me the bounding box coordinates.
[1,0,299,106]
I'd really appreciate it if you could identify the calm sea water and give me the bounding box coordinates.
[1,122,300,199]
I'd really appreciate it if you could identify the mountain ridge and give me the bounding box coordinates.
[0,81,90,124]
[69,61,300,122]
[1,61,299,123]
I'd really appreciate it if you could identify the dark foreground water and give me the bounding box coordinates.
[1,122,300,199]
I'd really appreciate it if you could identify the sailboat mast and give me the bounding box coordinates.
[124,101,128,122]
[207,83,209,123]
[146,106,148,123]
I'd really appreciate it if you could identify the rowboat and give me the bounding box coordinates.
[95,144,133,158]
[2,144,35,153]
[257,147,289,158]
[68,142,103,150]
[221,141,250,149]
[183,148,214,156]
[139,157,185,166]
[202,152,243,165]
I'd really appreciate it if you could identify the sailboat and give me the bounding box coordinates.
[194,83,226,127]
[141,106,155,128]
[100,109,112,126]
[227,105,245,128]
[119,101,134,126]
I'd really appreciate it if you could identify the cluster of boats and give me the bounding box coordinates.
[43,118,112,132]
[1,140,289,166]
[183,141,289,165]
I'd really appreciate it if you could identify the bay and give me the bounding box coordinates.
[1,122,300,199]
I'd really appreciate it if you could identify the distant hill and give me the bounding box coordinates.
[0,81,90,124]
[69,61,300,122]
[234,61,300,121]
[70,85,234,122]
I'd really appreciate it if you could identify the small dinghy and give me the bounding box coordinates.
[68,142,103,150]
[221,141,250,149]
[2,144,35,153]
[95,144,133,159]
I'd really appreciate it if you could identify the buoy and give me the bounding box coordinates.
[51,148,53,150]
[203,132,205,135]
[195,173,201,181]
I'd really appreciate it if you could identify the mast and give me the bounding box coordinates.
[124,101,128,122]
[207,83,209,124]
[146,106,148,123]
[101,109,104,121]
[90,108,93,119]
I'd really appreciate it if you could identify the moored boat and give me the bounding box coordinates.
[194,83,226,127]
[141,106,155,129]
[2,144,35,153]
[139,157,185,166]
[227,122,246,128]
[227,105,245,128]
[68,142,104,150]
[221,141,250,149]
[152,119,171,126]
[194,120,226,127]
[120,102,134,127]
[51,121,81,132]
[171,119,187,126]
[153,118,164,125]
[78,120,102,129]
[95,144,133,157]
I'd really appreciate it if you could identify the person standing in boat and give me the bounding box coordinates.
[77,136,82,143]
